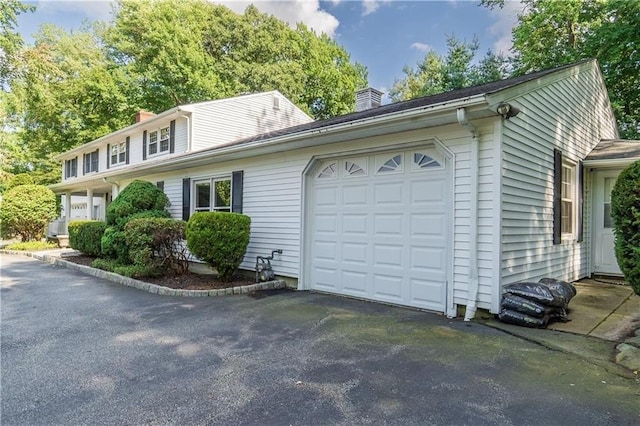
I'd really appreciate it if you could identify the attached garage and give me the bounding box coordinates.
[306,145,452,312]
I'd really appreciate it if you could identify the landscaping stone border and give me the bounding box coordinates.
[1,250,286,297]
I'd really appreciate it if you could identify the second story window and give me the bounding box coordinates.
[83,150,99,174]
[148,126,170,156]
[65,157,77,179]
[111,142,127,166]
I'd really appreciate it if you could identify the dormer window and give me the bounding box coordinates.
[111,141,127,166]
[148,126,170,156]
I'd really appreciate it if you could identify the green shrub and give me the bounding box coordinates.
[125,217,188,275]
[101,227,129,263]
[4,241,58,251]
[101,180,170,262]
[68,220,107,256]
[105,180,169,228]
[91,257,159,278]
[5,173,35,191]
[611,160,640,295]
[0,184,57,241]
[186,212,251,282]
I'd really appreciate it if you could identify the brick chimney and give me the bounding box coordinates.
[135,110,156,123]
[355,88,384,112]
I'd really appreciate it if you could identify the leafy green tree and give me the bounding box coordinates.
[0,184,57,241]
[481,0,640,138]
[0,0,34,85]
[390,35,508,102]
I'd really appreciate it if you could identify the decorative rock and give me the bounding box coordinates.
[615,343,640,371]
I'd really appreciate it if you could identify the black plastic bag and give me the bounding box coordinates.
[501,294,551,317]
[503,282,567,308]
[498,309,550,328]
[538,278,577,304]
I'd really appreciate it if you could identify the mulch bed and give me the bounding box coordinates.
[60,254,256,290]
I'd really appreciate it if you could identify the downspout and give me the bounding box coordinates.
[103,177,120,198]
[180,113,192,153]
[456,108,480,321]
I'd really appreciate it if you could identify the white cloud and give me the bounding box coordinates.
[488,0,523,55]
[410,42,431,52]
[362,0,379,16]
[35,0,115,22]
[214,0,340,37]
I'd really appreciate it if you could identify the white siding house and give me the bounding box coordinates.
[51,60,634,319]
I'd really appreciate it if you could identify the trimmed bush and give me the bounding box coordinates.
[68,220,107,256]
[5,173,35,191]
[0,184,57,241]
[186,212,251,282]
[101,180,170,261]
[105,180,169,227]
[125,217,188,275]
[611,160,640,295]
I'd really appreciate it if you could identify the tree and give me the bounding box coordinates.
[0,184,57,241]
[481,0,640,138]
[0,0,34,85]
[611,160,640,295]
[390,35,509,102]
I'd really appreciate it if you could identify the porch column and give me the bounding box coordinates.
[64,192,71,234]
[86,189,94,220]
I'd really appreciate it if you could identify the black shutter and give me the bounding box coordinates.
[94,149,99,172]
[232,171,243,213]
[182,178,191,221]
[156,181,164,191]
[106,143,110,169]
[169,120,176,153]
[64,160,68,179]
[83,153,87,174]
[73,156,78,177]
[553,149,562,245]
[577,161,584,243]
[143,130,147,160]
[125,137,130,164]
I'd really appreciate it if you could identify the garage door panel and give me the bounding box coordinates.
[310,149,450,313]
[342,271,368,295]
[374,182,404,204]
[410,246,446,273]
[342,242,368,265]
[373,244,403,268]
[409,278,446,310]
[343,214,368,235]
[410,214,446,237]
[374,213,403,236]
[343,184,369,206]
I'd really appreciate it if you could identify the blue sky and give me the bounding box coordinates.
[17,0,521,101]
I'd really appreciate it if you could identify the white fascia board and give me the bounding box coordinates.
[583,157,640,168]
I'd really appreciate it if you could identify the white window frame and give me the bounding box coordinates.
[147,126,170,157]
[111,141,127,166]
[193,176,232,213]
[65,157,77,179]
[561,160,577,237]
[84,150,99,174]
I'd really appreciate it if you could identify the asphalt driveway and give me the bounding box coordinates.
[1,254,638,425]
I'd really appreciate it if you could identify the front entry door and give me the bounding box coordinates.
[593,170,622,275]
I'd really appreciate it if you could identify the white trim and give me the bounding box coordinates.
[583,158,640,167]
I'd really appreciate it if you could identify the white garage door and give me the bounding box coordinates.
[309,147,450,312]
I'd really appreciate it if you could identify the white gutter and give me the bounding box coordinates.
[583,158,639,167]
[457,107,481,321]
[180,113,192,153]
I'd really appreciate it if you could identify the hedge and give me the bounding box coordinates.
[125,217,188,275]
[68,220,107,256]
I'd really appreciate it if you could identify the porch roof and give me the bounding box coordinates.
[584,139,640,167]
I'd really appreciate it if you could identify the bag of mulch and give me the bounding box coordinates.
[538,278,577,304]
[501,294,551,318]
[498,308,550,328]
[503,282,567,308]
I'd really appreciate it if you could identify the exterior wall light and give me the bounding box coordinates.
[497,102,521,119]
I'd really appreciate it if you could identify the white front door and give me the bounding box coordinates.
[308,147,451,312]
[593,170,622,275]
